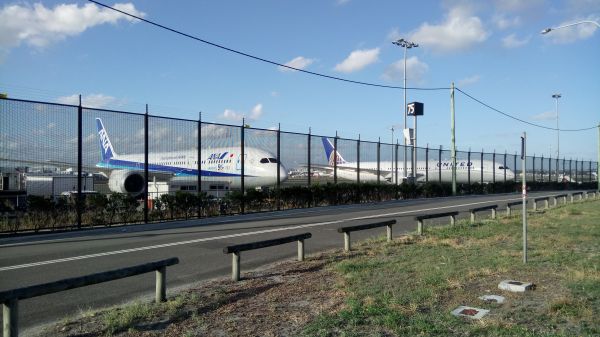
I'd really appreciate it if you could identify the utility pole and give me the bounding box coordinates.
[451,82,457,195]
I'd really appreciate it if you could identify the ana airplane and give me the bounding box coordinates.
[319,137,515,184]
[95,118,287,195]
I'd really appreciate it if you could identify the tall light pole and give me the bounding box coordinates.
[552,93,561,180]
[541,20,600,34]
[392,38,418,181]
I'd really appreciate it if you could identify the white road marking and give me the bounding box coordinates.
[0,194,556,272]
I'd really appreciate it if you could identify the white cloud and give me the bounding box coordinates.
[250,103,263,119]
[381,56,429,83]
[545,17,599,44]
[387,27,402,42]
[334,48,380,73]
[494,0,544,13]
[270,91,279,97]
[457,74,481,86]
[56,93,118,108]
[408,6,489,53]
[502,33,530,48]
[0,2,144,56]
[493,14,521,29]
[219,103,264,122]
[278,56,314,72]
[531,111,557,121]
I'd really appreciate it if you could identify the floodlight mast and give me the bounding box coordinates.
[392,38,419,181]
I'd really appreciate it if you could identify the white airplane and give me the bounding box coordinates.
[95,118,287,194]
[319,137,515,184]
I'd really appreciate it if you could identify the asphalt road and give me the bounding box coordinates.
[0,191,580,334]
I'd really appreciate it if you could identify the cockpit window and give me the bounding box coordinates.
[498,166,510,170]
[268,158,278,163]
[260,158,269,164]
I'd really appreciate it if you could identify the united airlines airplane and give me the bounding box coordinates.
[319,137,515,183]
[95,118,286,194]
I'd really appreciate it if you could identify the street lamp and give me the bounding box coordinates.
[552,93,561,181]
[541,20,600,34]
[392,38,419,181]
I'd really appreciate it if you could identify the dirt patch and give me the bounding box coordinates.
[38,254,345,337]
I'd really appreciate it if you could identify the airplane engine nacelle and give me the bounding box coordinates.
[108,170,145,195]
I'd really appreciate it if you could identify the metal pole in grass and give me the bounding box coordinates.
[521,132,528,263]
[598,123,600,192]
[450,82,457,196]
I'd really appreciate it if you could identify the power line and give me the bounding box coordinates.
[90,1,596,133]
[455,88,597,132]
[88,0,448,91]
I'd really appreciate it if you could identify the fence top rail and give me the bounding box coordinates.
[0,257,179,303]
[414,211,459,221]
[337,220,396,233]
[506,201,523,207]
[223,233,311,254]
[469,205,498,212]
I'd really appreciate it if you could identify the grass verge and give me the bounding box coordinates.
[302,199,600,337]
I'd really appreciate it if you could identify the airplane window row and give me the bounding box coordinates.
[260,158,278,164]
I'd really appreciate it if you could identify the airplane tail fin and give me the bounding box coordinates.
[321,137,347,166]
[95,118,117,161]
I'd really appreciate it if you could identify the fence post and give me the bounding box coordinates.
[377,137,381,186]
[144,104,149,224]
[241,119,245,214]
[514,152,518,182]
[425,144,429,183]
[197,112,202,218]
[307,128,311,207]
[590,161,593,183]
[439,145,442,183]
[77,95,82,229]
[3,299,18,337]
[467,148,471,186]
[357,135,361,203]
[334,132,338,185]
[569,158,572,182]
[480,149,484,184]
[155,266,166,303]
[493,150,496,184]
[533,154,536,182]
[548,156,551,182]
[277,123,281,211]
[503,151,507,183]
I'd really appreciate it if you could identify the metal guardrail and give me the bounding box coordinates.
[553,194,568,206]
[337,220,396,251]
[223,233,312,281]
[0,257,179,337]
[585,190,597,199]
[571,192,584,202]
[469,205,498,223]
[505,201,523,216]
[414,212,459,235]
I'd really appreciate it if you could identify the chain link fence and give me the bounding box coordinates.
[1,97,598,232]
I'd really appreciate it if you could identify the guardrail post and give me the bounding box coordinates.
[570,194,574,203]
[506,205,511,217]
[563,195,566,204]
[3,299,18,337]
[417,219,423,235]
[155,266,166,303]
[544,199,549,209]
[450,214,456,225]
[491,208,497,219]
[533,200,538,211]
[298,239,305,261]
[470,211,475,224]
[344,232,351,252]
[386,224,393,241]
[232,252,241,281]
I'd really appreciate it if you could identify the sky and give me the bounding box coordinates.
[1,0,599,162]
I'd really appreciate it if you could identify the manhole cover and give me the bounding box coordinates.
[451,306,489,319]
[479,295,505,303]
[498,280,535,292]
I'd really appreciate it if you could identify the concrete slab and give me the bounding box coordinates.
[498,280,535,292]
[451,306,490,319]
[479,295,505,303]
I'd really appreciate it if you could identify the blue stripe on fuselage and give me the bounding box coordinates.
[97,159,252,177]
